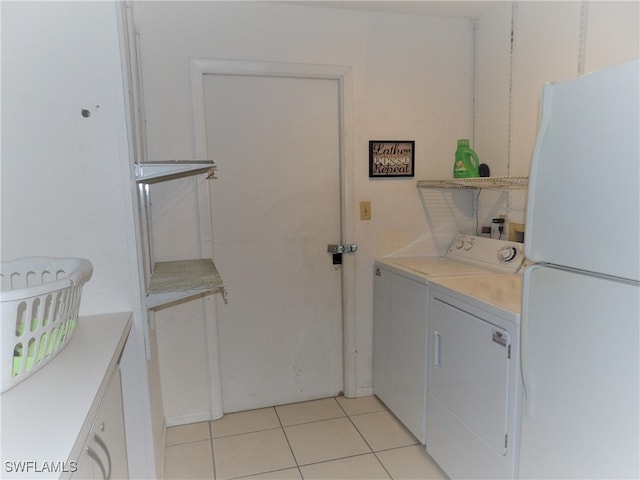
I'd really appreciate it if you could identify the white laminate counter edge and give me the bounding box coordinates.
[0,312,132,479]
[374,258,431,285]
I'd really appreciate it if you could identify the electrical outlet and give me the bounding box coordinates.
[360,201,371,220]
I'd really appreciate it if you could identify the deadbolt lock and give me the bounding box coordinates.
[327,244,358,254]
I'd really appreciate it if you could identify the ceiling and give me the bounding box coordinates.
[281,1,509,19]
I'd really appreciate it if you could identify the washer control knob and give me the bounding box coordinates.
[455,239,464,249]
[463,239,473,251]
[498,246,518,262]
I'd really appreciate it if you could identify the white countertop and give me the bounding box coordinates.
[429,273,523,319]
[378,255,499,278]
[0,312,132,479]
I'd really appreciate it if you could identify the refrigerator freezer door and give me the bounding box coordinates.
[520,265,639,479]
[525,59,639,281]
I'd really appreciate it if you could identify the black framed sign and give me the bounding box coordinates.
[369,140,415,178]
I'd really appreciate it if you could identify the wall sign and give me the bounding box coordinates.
[369,140,415,178]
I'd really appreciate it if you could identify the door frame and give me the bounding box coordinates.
[190,59,358,409]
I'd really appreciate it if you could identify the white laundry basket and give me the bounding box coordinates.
[1,257,93,392]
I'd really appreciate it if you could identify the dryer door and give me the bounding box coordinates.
[429,297,512,454]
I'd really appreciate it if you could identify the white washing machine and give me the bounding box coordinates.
[426,272,523,479]
[373,235,524,444]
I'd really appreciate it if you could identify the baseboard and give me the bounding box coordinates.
[165,411,211,427]
[356,385,374,397]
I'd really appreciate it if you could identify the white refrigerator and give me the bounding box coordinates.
[521,59,640,479]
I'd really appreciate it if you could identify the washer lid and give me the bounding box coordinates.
[391,256,495,277]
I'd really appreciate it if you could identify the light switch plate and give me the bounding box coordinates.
[360,201,371,220]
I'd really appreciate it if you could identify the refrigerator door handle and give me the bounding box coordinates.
[433,331,441,368]
[524,82,553,262]
[521,266,537,418]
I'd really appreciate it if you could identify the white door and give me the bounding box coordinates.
[204,74,343,412]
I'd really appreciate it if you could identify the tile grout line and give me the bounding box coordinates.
[164,420,215,447]
[167,396,408,480]
[224,466,297,480]
[212,406,300,480]
[279,396,388,478]
[371,451,395,480]
[164,437,211,448]
[209,425,283,440]
[278,414,347,428]
[340,399,395,480]
[295,451,389,470]
[273,405,305,478]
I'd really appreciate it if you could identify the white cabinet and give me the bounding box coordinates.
[73,369,128,479]
[372,263,428,443]
[0,313,131,479]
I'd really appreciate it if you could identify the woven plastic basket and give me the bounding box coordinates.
[1,257,92,392]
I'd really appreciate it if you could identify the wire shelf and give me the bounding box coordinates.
[416,176,529,190]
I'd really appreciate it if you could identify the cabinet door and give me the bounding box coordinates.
[72,369,128,479]
[71,450,95,479]
[94,368,128,479]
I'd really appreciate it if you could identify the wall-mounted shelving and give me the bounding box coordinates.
[416,176,528,190]
[416,176,530,237]
[135,161,217,183]
[146,259,226,309]
[135,161,226,310]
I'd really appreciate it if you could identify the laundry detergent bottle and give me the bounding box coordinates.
[453,139,480,178]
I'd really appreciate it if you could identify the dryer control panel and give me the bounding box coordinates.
[447,235,524,273]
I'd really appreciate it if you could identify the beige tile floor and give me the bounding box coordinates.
[164,395,448,480]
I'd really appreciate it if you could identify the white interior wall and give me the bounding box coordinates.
[1,2,135,311]
[1,3,158,477]
[132,1,474,421]
[510,1,583,177]
[133,0,639,423]
[475,1,639,232]
[584,1,640,72]
[475,4,512,178]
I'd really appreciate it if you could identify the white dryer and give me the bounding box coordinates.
[426,273,523,479]
[373,235,524,444]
